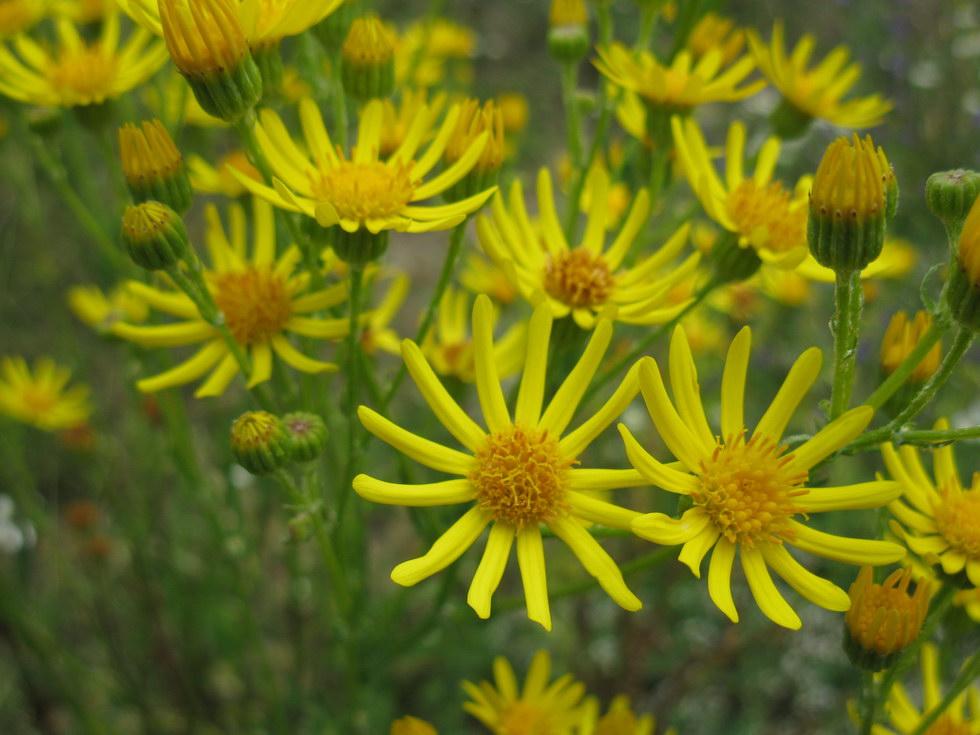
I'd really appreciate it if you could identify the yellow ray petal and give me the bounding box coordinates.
[357,405,474,475]
[353,476,475,506]
[390,507,489,586]
[516,525,551,631]
[467,523,515,619]
[741,545,802,629]
[548,516,641,611]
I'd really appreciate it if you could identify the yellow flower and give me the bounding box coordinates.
[109,198,348,397]
[477,168,699,329]
[748,21,892,129]
[880,311,942,382]
[0,356,91,431]
[118,0,342,50]
[460,251,517,305]
[672,116,809,268]
[686,12,744,65]
[395,17,475,88]
[0,11,167,108]
[620,326,905,629]
[463,650,588,733]
[594,43,763,113]
[871,643,980,735]
[233,98,496,236]
[390,716,437,735]
[883,419,980,588]
[497,92,529,135]
[378,89,447,158]
[67,284,149,332]
[577,695,670,735]
[420,287,525,383]
[189,150,262,197]
[0,0,48,38]
[355,297,646,630]
[52,0,107,23]
[844,566,930,666]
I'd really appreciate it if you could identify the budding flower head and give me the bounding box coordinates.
[341,15,395,102]
[121,201,189,271]
[118,119,192,214]
[231,411,291,475]
[548,0,590,62]
[808,134,893,272]
[843,566,930,671]
[880,311,941,381]
[442,98,504,202]
[945,193,980,331]
[926,169,980,234]
[159,0,262,122]
[281,411,328,463]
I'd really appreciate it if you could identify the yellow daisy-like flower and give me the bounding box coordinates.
[232,98,496,236]
[0,356,91,431]
[463,650,588,734]
[420,287,525,383]
[0,10,167,108]
[594,43,763,114]
[672,116,810,268]
[477,168,700,329]
[872,643,980,735]
[52,0,107,23]
[355,296,647,630]
[747,21,892,130]
[189,150,262,197]
[883,418,980,588]
[0,0,48,36]
[620,326,905,629]
[577,695,671,735]
[117,0,342,50]
[686,12,744,65]
[378,89,447,158]
[395,17,475,89]
[109,198,348,397]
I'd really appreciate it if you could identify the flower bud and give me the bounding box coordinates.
[316,0,361,48]
[231,411,291,475]
[880,311,941,382]
[341,15,395,102]
[159,0,262,122]
[707,231,762,285]
[331,228,389,265]
[925,169,980,234]
[119,120,193,213]
[808,134,891,273]
[843,567,930,671]
[121,201,189,271]
[282,412,329,463]
[442,99,505,202]
[945,194,980,331]
[548,0,590,62]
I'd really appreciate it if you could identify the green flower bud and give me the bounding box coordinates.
[282,412,329,463]
[926,169,980,234]
[340,16,395,102]
[121,202,189,271]
[231,411,291,475]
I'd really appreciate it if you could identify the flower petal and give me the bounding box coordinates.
[708,539,739,622]
[618,423,700,495]
[761,543,851,612]
[516,526,552,631]
[353,476,476,506]
[720,326,751,439]
[788,406,873,471]
[390,507,489,586]
[786,521,905,565]
[357,405,473,475]
[632,508,709,545]
[467,523,515,619]
[741,545,802,630]
[802,481,902,512]
[753,347,822,443]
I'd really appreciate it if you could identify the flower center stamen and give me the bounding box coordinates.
[498,701,554,735]
[213,266,292,345]
[695,432,809,546]
[469,424,572,528]
[313,158,415,223]
[48,45,118,102]
[934,476,980,560]
[727,179,806,253]
[542,248,615,309]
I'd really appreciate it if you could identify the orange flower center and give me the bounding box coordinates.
[925,715,972,735]
[727,179,806,254]
[543,248,615,309]
[497,700,555,735]
[21,386,56,413]
[47,45,118,104]
[469,424,572,528]
[934,479,980,560]
[313,160,415,223]
[213,266,292,345]
[695,433,809,546]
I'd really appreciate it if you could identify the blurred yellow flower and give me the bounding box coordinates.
[68,284,149,332]
[459,251,517,305]
[463,651,588,733]
[361,272,409,357]
[0,0,48,38]
[686,12,744,65]
[0,356,91,431]
[748,21,892,130]
[189,150,262,198]
[110,199,348,397]
[478,167,699,329]
[396,17,475,88]
[355,297,646,629]
[880,311,942,382]
[0,11,167,108]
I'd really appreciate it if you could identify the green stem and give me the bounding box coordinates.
[560,61,584,171]
[378,221,467,412]
[634,5,657,51]
[847,425,980,452]
[864,318,950,409]
[24,123,121,270]
[564,83,619,241]
[830,269,863,420]
[596,5,614,47]
[582,281,716,404]
[329,49,349,147]
[338,263,366,524]
[857,670,876,735]
[908,651,980,735]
